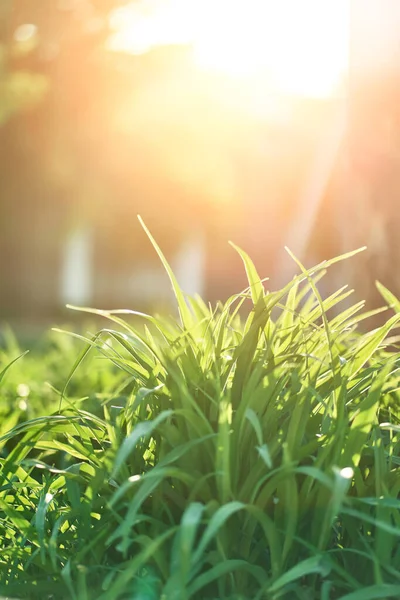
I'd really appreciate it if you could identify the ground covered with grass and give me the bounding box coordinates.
[1,227,400,599]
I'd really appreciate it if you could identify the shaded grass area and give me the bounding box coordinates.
[1,226,400,599]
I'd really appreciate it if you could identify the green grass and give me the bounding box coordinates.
[1,223,400,599]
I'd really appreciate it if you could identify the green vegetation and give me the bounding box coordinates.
[1,225,400,599]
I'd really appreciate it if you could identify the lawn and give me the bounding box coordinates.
[1,222,400,599]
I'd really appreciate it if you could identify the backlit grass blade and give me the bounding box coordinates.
[267,554,331,594]
[285,247,339,378]
[162,502,205,597]
[98,529,176,600]
[342,363,392,467]
[229,242,265,304]
[0,350,29,385]
[216,398,232,502]
[376,280,400,312]
[188,559,267,596]
[138,215,193,328]
[346,313,400,378]
[339,584,400,599]
[111,409,173,479]
[192,501,245,565]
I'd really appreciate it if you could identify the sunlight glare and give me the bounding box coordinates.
[107,0,349,98]
[192,0,349,97]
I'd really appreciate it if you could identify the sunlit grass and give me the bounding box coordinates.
[1,223,400,599]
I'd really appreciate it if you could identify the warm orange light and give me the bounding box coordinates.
[108,0,349,98]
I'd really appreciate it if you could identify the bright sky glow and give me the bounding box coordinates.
[108,0,349,98]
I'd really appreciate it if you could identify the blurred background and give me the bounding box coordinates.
[1,0,400,338]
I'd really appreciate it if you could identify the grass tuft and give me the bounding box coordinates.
[1,225,400,599]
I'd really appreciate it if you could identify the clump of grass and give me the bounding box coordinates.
[1,221,400,599]
[0,326,127,439]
